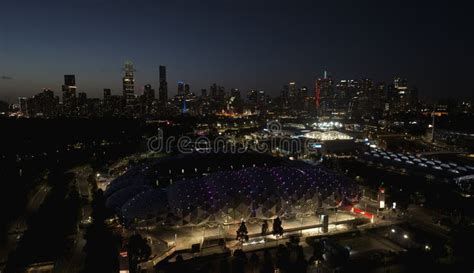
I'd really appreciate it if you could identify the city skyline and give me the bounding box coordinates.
[1,1,474,273]
[1,0,473,101]
[4,65,426,101]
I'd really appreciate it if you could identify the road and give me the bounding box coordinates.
[53,165,93,273]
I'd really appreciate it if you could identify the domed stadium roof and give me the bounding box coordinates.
[105,154,358,226]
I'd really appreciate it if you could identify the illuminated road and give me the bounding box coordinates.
[54,165,93,273]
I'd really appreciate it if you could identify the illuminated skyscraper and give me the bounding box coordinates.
[62,74,77,115]
[159,66,168,104]
[388,77,416,113]
[315,71,334,115]
[289,82,297,98]
[122,61,135,105]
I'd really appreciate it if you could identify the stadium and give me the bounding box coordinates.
[105,153,359,226]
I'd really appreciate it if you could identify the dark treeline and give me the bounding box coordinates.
[0,118,147,243]
[83,189,120,273]
[4,171,80,270]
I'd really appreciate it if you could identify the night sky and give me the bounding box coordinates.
[0,0,472,101]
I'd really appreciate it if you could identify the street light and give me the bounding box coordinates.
[391,228,396,233]
[403,234,408,239]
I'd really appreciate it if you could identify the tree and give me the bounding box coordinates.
[218,257,230,273]
[309,239,324,264]
[276,244,290,272]
[236,220,249,242]
[294,247,308,273]
[83,189,120,273]
[231,249,247,273]
[128,233,151,273]
[260,250,274,273]
[249,252,260,269]
[91,189,108,222]
[272,217,283,237]
[261,220,268,236]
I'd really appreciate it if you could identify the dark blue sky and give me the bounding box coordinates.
[0,0,472,101]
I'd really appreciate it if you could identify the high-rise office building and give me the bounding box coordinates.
[62,74,77,115]
[143,84,155,100]
[299,86,308,98]
[26,88,59,117]
[18,97,28,115]
[159,66,168,104]
[177,81,185,96]
[210,83,218,99]
[315,71,334,114]
[143,84,155,114]
[184,83,190,96]
[388,77,416,113]
[230,88,241,99]
[103,88,112,101]
[122,61,135,105]
[77,92,88,116]
[289,82,297,98]
[77,92,87,106]
[281,85,290,108]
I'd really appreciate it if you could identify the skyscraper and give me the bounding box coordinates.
[143,84,155,114]
[289,82,297,98]
[122,61,135,105]
[177,81,185,96]
[389,77,415,113]
[159,66,168,104]
[62,74,77,116]
[184,83,190,96]
[315,71,334,114]
[103,88,111,101]
[143,84,155,100]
